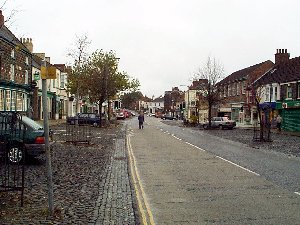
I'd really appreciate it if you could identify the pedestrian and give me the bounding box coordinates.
[276,114,282,132]
[138,111,144,129]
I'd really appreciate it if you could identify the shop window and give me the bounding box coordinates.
[0,90,4,110]
[17,92,25,111]
[6,90,11,111]
[11,91,16,111]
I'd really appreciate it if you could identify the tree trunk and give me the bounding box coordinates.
[99,102,103,127]
[208,103,212,128]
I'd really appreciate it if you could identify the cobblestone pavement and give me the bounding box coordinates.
[0,122,139,224]
[91,137,136,225]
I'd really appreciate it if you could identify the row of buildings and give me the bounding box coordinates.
[0,11,118,120]
[0,10,76,120]
[152,49,299,132]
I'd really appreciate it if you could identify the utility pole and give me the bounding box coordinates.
[41,61,54,215]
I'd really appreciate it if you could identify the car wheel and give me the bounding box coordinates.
[203,124,208,129]
[219,125,223,130]
[8,144,23,163]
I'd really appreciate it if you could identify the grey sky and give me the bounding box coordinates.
[3,0,300,98]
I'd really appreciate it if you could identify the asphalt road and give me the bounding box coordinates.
[126,116,300,225]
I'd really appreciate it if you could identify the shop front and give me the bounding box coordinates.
[277,100,300,132]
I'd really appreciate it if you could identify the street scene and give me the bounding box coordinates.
[1,0,300,224]
[1,116,299,224]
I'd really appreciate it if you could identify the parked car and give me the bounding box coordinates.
[0,114,50,163]
[161,114,177,120]
[202,117,236,130]
[116,112,125,120]
[67,113,100,126]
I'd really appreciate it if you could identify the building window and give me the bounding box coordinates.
[10,64,15,81]
[274,86,278,101]
[232,83,236,96]
[228,84,231,97]
[25,70,28,84]
[236,82,240,96]
[287,86,292,99]
[60,73,65,88]
[0,90,4,110]
[25,56,29,65]
[11,49,15,58]
[242,81,246,94]
[265,87,270,101]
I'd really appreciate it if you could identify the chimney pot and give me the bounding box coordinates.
[0,10,4,27]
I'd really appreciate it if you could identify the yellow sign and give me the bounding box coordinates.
[41,66,57,79]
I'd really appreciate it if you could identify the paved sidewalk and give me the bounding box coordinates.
[90,137,137,224]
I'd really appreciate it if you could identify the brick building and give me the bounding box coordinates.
[217,60,274,124]
[0,10,34,113]
[255,49,300,132]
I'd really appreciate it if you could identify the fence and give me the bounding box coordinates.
[66,117,91,144]
[0,112,26,206]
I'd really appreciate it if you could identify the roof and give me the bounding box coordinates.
[218,60,273,85]
[255,56,300,85]
[153,97,164,102]
[0,24,31,54]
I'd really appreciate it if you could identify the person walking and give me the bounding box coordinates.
[138,111,144,129]
[276,114,282,132]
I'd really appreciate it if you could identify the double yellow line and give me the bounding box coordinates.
[127,135,155,225]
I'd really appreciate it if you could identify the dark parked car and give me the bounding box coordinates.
[0,114,49,163]
[161,114,177,120]
[67,113,100,126]
[202,117,236,130]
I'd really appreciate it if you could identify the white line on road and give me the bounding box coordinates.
[216,156,260,176]
[295,192,300,196]
[185,142,206,152]
[171,134,182,141]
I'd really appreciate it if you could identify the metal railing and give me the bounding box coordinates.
[0,112,26,206]
[65,117,91,144]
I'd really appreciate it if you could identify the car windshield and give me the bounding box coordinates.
[22,116,44,130]
[222,117,230,121]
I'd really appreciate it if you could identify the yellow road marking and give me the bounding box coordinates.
[127,135,156,225]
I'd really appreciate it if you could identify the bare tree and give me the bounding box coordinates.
[195,56,224,128]
[0,1,19,27]
[67,35,91,114]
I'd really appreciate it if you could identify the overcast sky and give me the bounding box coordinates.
[3,0,300,98]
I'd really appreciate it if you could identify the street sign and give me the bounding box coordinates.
[34,72,40,81]
[41,66,57,79]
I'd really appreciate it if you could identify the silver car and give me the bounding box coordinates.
[203,117,236,130]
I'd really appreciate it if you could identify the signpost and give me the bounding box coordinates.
[41,62,55,215]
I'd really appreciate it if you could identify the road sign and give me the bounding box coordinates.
[41,66,57,79]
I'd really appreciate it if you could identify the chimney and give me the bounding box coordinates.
[21,37,34,53]
[0,10,4,27]
[275,49,290,64]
